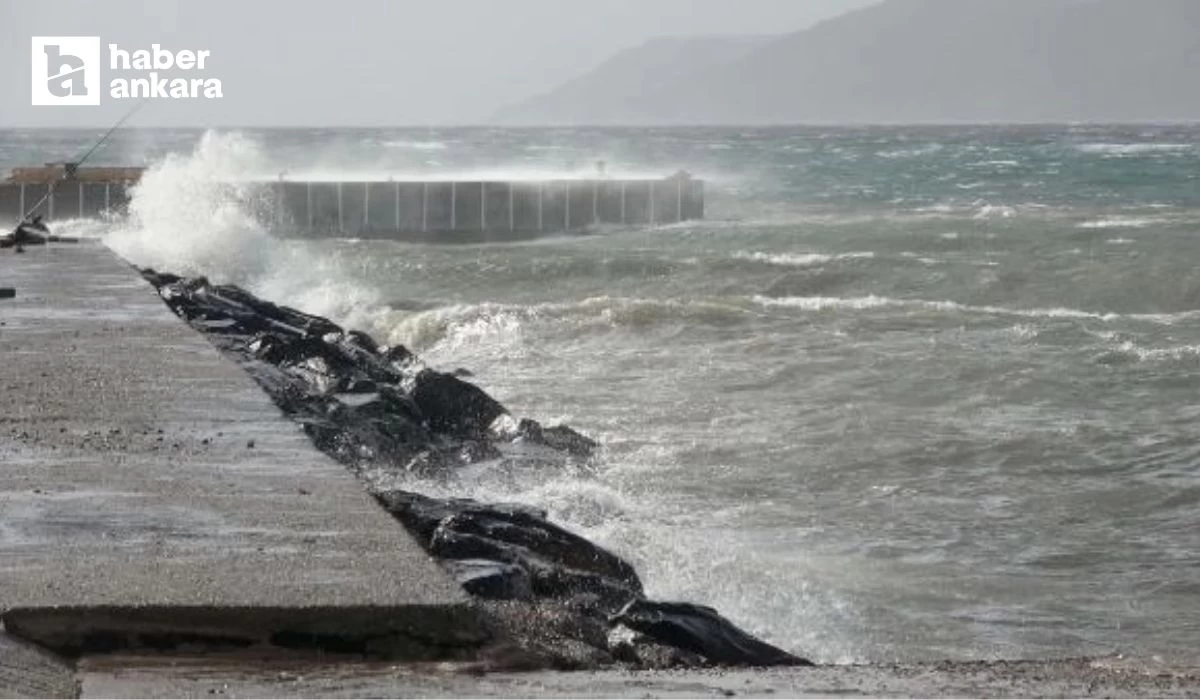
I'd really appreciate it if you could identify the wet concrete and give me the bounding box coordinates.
[0,242,480,655]
[75,654,1200,698]
[0,632,76,698]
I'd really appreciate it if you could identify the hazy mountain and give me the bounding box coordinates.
[495,0,1200,124]
[491,35,773,125]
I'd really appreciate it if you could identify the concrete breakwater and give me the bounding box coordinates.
[1,166,705,240]
[0,241,800,692]
[141,267,808,670]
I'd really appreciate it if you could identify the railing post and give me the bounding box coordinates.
[422,182,429,232]
[677,178,683,222]
[336,182,344,233]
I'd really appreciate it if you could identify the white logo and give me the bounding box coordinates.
[31,36,101,106]
[30,37,223,106]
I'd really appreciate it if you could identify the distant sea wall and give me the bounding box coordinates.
[0,174,704,240]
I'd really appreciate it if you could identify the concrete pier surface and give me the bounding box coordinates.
[74,654,1200,698]
[0,242,479,656]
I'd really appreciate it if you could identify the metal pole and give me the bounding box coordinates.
[48,188,54,220]
[104,183,110,214]
[677,178,683,222]
[337,182,344,233]
[79,182,84,218]
[19,184,25,220]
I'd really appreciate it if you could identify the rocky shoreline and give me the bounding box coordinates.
[140,269,810,670]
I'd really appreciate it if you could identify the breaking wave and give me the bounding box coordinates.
[103,130,384,329]
[384,296,755,351]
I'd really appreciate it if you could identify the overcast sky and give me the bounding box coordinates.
[0,0,877,128]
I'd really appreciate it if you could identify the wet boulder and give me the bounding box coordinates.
[612,599,812,668]
[406,369,508,438]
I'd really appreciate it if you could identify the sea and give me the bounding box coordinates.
[3,124,1200,664]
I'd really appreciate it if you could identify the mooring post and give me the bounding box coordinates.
[363,182,370,230]
[422,182,429,232]
[336,182,344,233]
[677,178,683,222]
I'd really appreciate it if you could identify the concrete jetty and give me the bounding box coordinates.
[1,165,705,241]
[0,242,480,656]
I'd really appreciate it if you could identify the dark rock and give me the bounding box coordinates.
[443,559,534,600]
[140,271,593,475]
[407,369,508,438]
[140,270,811,671]
[612,599,813,668]
[476,600,614,671]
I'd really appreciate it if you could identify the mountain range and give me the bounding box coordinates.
[493,0,1200,125]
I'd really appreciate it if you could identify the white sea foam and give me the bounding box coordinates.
[382,139,449,151]
[754,294,1194,324]
[103,130,384,329]
[384,296,755,352]
[1097,341,1200,364]
[1078,216,1167,230]
[1076,143,1194,156]
[734,251,876,268]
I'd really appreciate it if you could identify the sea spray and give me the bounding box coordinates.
[104,130,387,331]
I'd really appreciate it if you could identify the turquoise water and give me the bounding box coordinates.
[5,125,1200,663]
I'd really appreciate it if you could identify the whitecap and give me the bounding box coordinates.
[1076,143,1193,156]
[753,294,1194,324]
[734,251,876,268]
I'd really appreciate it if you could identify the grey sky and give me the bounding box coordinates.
[0,0,877,127]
